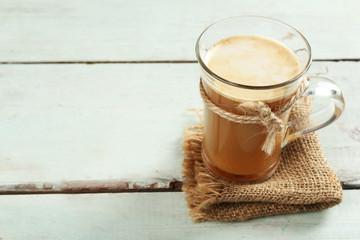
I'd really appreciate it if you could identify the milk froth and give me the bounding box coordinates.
[205,35,300,101]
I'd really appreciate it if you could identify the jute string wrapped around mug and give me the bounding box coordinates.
[199,77,308,155]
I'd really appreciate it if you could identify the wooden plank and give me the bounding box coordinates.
[1,0,359,62]
[0,63,202,189]
[0,62,358,191]
[0,191,358,239]
[314,63,360,186]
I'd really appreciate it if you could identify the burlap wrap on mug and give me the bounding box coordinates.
[182,98,343,222]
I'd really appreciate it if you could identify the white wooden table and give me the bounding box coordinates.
[1,0,360,239]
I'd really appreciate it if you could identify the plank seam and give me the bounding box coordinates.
[0,59,359,65]
[0,181,357,195]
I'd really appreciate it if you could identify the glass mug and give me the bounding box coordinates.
[196,16,345,182]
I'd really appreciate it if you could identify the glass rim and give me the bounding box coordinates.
[195,15,312,90]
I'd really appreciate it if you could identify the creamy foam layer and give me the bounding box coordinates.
[205,35,301,101]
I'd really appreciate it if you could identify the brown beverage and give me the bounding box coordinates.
[201,35,300,181]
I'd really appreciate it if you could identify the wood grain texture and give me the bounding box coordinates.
[1,0,359,62]
[0,63,202,188]
[0,62,358,191]
[0,191,358,239]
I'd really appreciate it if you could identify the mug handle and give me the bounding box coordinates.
[282,76,345,146]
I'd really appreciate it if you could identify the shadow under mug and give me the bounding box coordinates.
[196,16,345,182]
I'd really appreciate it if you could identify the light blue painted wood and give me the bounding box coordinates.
[0,191,358,239]
[0,0,359,61]
[0,62,358,190]
[0,63,201,188]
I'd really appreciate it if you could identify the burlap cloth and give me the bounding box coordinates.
[182,98,343,222]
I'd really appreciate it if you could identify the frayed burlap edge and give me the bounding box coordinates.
[182,101,343,222]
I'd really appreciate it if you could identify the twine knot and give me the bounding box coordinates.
[199,79,307,155]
